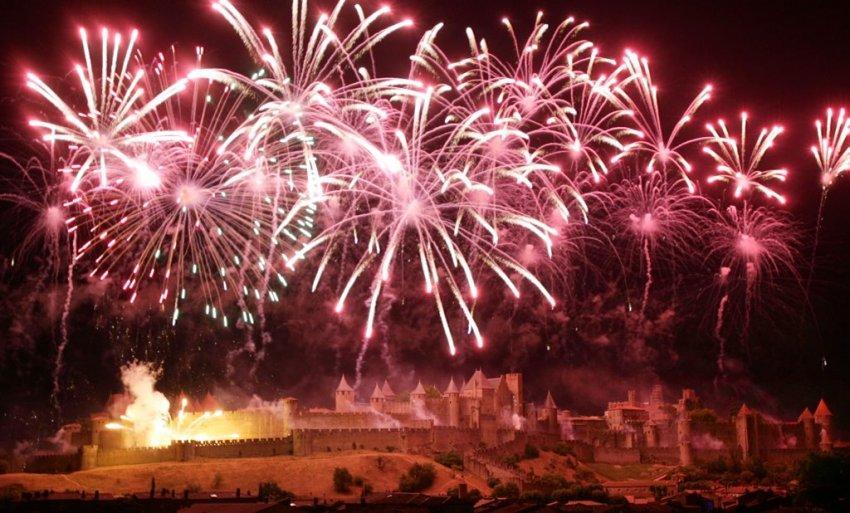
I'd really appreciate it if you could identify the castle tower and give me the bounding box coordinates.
[544,391,559,434]
[505,373,524,416]
[445,378,460,428]
[335,375,355,412]
[410,380,425,410]
[644,423,658,448]
[677,403,693,466]
[90,414,109,447]
[282,397,299,436]
[736,404,759,461]
[814,399,833,452]
[798,408,816,450]
[471,398,482,429]
[370,384,385,413]
[526,402,538,432]
[381,379,396,401]
[650,384,663,406]
[627,389,637,406]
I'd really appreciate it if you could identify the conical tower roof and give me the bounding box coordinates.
[814,399,833,418]
[336,375,354,392]
[798,407,813,422]
[544,390,558,409]
[411,380,427,396]
[444,378,459,394]
[381,379,396,398]
[370,383,384,399]
[738,404,752,416]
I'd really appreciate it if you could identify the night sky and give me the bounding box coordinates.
[1,0,849,449]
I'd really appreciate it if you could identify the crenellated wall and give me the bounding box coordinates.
[95,445,177,468]
[291,428,432,456]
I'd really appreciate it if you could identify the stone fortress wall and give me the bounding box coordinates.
[25,370,842,473]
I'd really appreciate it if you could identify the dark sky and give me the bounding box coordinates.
[1,1,850,443]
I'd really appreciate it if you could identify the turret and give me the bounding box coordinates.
[411,381,427,402]
[526,402,538,432]
[369,384,385,413]
[544,391,559,434]
[650,385,663,406]
[381,379,396,400]
[335,375,355,412]
[798,408,816,450]
[627,390,637,406]
[644,423,658,448]
[282,397,299,436]
[735,404,759,461]
[445,378,460,428]
[677,403,693,466]
[504,373,524,416]
[814,399,833,451]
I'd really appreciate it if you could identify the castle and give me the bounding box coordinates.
[26,371,841,473]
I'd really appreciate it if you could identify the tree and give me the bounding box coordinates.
[333,467,354,493]
[258,481,293,502]
[523,443,540,459]
[797,453,850,508]
[435,451,463,469]
[398,463,437,492]
[492,482,520,498]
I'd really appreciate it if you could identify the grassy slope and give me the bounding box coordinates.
[0,451,489,498]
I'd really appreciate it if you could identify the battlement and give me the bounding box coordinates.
[291,427,430,435]
[173,436,290,447]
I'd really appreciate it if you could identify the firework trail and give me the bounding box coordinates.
[606,170,709,317]
[0,149,79,412]
[704,112,793,368]
[53,230,77,414]
[706,205,800,364]
[808,107,850,291]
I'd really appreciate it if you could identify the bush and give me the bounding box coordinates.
[486,477,501,489]
[363,483,373,495]
[552,488,573,501]
[553,442,574,457]
[502,454,520,468]
[185,482,202,493]
[352,475,364,487]
[491,482,520,498]
[537,473,570,495]
[435,450,464,469]
[399,463,436,492]
[258,481,293,502]
[520,490,547,503]
[523,443,540,459]
[333,467,354,493]
[0,484,25,501]
[575,468,597,483]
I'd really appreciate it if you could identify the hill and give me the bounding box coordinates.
[0,450,488,498]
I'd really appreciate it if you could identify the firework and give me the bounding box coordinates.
[707,204,800,371]
[26,28,191,192]
[73,49,309,329]
[606,169,710,315]
[808,107,850,290]
[704,112,787,204]
[613,50,712,192]
[0,147,80,411]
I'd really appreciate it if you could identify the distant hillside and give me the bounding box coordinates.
[0,451,488,498]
